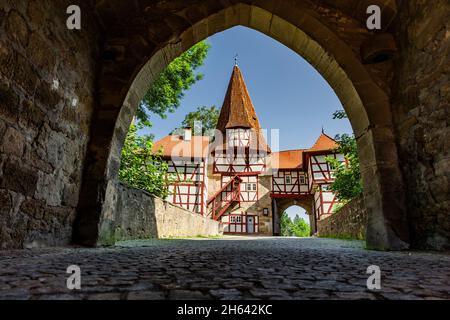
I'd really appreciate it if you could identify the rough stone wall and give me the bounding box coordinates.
[98,182,221,245]
[0,1,101,249]
[393,0,450,250]
[317,196,367,240]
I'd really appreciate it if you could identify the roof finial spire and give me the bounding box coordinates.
[322,126,325,134]
[234,54,239,66]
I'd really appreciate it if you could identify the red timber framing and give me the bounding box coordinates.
[306,153,346,192]
[222,213,259,234]
[222,174,258,202]
[167,159,207,215]
[313,184,339,221]
[212,148,266,174]
[207,175,242,221]
[226,128,251,148]
[271,170,309,198]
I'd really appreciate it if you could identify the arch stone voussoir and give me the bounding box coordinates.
[73,1,411,250]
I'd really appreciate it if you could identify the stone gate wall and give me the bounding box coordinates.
[0,1,101,249]
[0,0,449,251]
[317,196,367,240]
[98,182,222,245]
[393,0,450,249]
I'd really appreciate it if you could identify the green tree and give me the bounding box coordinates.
[332,110,348,120]
[136,41,211,127]
[280,211,294,236]
[280,212,310,237]
[172,105,220,136]
[326,110,363,203]
[119,124,172,199]
[291,215,311,237]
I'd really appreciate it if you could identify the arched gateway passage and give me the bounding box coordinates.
[73,1,410,250]
[272,199,315,236]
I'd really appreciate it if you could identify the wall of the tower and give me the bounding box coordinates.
[206,163,273,236]
[226,128,251,148]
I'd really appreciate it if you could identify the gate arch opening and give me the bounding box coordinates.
[273,200,314,237]
[74,3,409,250]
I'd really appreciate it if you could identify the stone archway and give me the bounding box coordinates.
[72,1,410,251]
[272,197,315,236]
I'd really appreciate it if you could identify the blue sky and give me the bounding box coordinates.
[141,26,353,224]
[142,26,352,149]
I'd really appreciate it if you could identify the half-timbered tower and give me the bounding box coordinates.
[207,65,273,235]
[153,65,347,236]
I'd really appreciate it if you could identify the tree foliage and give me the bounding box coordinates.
[136,41,211,127]
[172,105,220,136]
[326,110,363,203]
[119,42,211,196]
[332,110,348,120]
[119,124,172,199]
[280,212,310,237]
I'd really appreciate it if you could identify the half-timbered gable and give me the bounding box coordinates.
[303,133,344,190]
[313,184,339,220]
[154,130,210,215]
[271,150,309,198]
[302,133,345,223]
[307,153,346,186]
[167,159,207,214]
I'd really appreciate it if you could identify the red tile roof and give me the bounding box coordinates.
[307,133,339,152]
[271,134,338,170]
[217,65,260,130]
[216,66,270,153]
[153,135,210,159]
[272,150,305,169]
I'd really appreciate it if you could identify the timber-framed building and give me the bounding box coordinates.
[154,65,345,236]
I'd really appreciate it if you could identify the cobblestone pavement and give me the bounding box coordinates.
[1,237,450,300]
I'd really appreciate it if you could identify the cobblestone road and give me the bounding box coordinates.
[1,237,449,300]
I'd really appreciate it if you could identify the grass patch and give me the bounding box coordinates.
[318,233,364,241]
[163,234,223,240]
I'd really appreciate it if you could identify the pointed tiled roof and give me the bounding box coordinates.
[301,133,339,167]
[216,65,270,152]
[217,65,260,130]
[307,133,339,152]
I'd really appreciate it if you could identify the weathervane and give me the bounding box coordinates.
[234,54,239,66]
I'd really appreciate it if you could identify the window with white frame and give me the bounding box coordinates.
[299,175,306,184]
[244,183,257,191]
[285,175,292,184]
